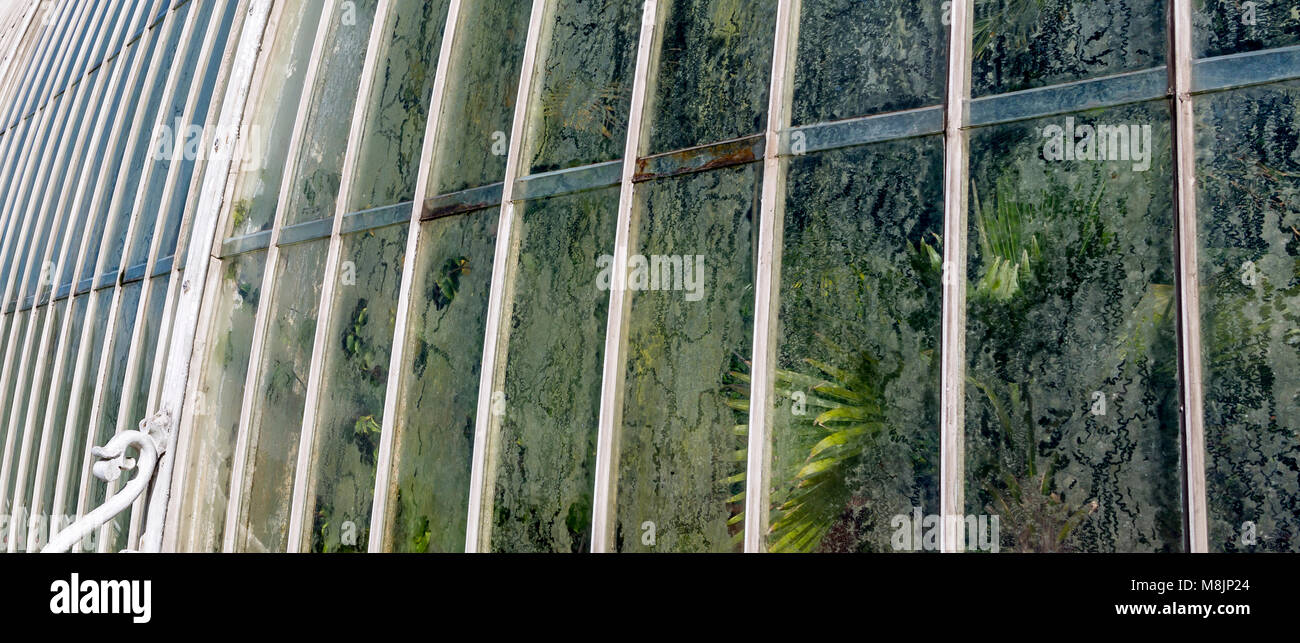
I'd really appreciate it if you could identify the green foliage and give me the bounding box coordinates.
[966,376,1098,552]
[430,256,470,310]
[724,335,899,553]
[230,199,251,231]
[972,0,1048,60]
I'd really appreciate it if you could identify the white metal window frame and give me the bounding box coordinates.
[1,0,1288,552]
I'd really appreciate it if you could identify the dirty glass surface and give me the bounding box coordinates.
[282,0,379,226]
[58,290,112,544]
[791,0,948,125]
[644,0,777,154]
[126,0,216,269]
[767,137,944,553]
[1195,82,1300,552]
[33,295,88,546]
[426,0,532,195]
[1195,0,1300,59]
[15,300,65,551]
[615,164,759,552]
[0,310,36,521]
[223,0,325,237]
[964,102,1182,552]
[488,187,617,552]
[99,3,190,278]
[235,240,327,552]
[303,224,407,553]
[383,210,497,552]
[347,0,451,213]
[176,250,265,552]
[523,0,640,174]
[970,0,1166,97]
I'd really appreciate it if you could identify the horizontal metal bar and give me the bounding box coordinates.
[122,261,148,283]
[1193,44,1300,94]
[151,253,173,277]
[275,216,333,247]
[219,229,271,257]
[633,134,764,182]
[338,200,413,235]
[95,271,114,290]
[513,159,622,201]
[782,105,943,155]
[968,66,1168,127]
[421,181,504,220]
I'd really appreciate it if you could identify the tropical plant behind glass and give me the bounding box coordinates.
[724,172,1177,552]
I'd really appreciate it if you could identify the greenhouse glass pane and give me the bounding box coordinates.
[126,0,215,269]
[78,10,166,285]
[616,163,759,552]
[88,280,142,552]
[33,294,88,539]
[767,136,944,553]
[223,0,326,237]
[964,101,1182,552]
[643,0,777,154]
[99,2,190,277]
[970,0,1166,97]
[302,224,408,553]
[346,0,451,213]
[1195,0,1300,58]
[426,0,532,195]
[489,187,617,552]
[1195,82,1300,552]
[0,310,36,512]
[522,0,641,174]
[791,0,948,125]
[281,0,379,226]
[176,251,266,552]
[15,300,63,550]
[383,209,497,552]
[235,240,327,552]
[58,289,112,536]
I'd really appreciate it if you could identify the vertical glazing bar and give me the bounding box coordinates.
[0,2,40,116]
[143,0,273,553]
[44,0,159,546]
[939,0,972,553]
[151,0,267,552]
[76,2,202,553]
[4,0,114,553]
[221,0,337,553]
[1170,0,1208,554]
[109,0,229,550]
[367,0,465,553]
[743,0,797,554]
[66,0,181,549]
[462,0,550,553]
[0,0,94,522]
[0,2,63,289]
[286,0,393,552]
[589,0,659,554]
[26,0,144,550]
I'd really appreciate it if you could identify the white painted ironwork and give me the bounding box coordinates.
[590,0,660,554]
[463,0,551,553]
[742,0,797,554]
[939,0,973,553]
[42,426,161,553]
[1170,0,1209,554]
